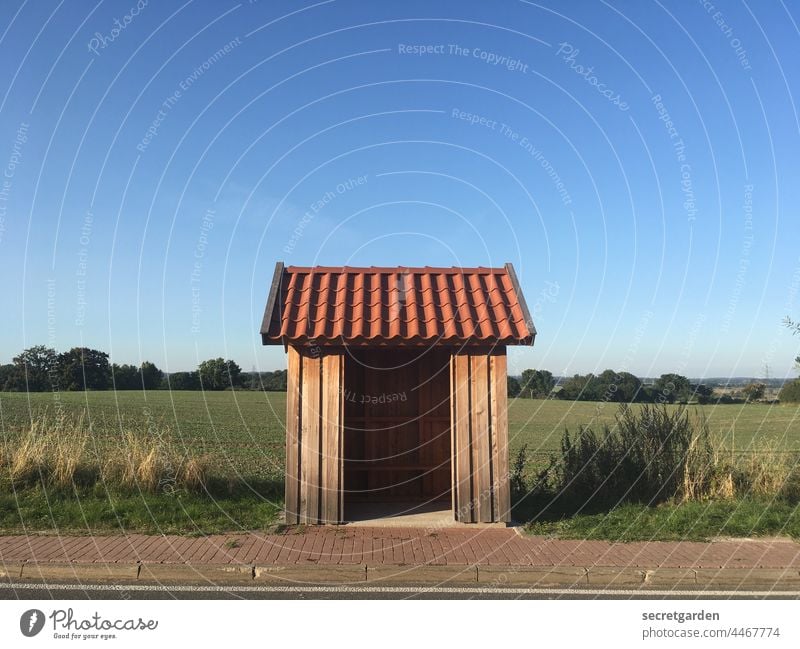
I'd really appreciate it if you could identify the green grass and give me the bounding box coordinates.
[3,390,800,472]
[0,390,288,482]
[2,390,800,537]
[0,482,282,535]
[506,396,800,459]
[524,499,800,542]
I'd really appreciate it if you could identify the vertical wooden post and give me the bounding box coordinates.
[285,346,301,524]
[490,351,510,522]
[450,348,510,523]
[452,353,474,522]
[321,353,343,523]
[299,351,321,524]
[285,347,344,524]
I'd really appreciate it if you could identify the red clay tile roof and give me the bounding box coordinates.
[260,263,535,346]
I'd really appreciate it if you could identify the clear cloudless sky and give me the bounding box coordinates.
[1,0,799,378]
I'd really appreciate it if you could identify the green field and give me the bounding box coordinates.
[2,390,800,537]
[3,390,800,478]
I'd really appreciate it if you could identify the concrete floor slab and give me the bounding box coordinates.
[342,502,506,528]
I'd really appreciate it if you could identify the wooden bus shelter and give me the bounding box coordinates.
[260,264,535,524]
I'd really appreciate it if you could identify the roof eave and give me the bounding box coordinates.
[504,262,536,345]
[259,261,285,345]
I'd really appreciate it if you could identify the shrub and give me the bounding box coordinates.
[542,404,800,511]
[779,379,800,403]
[556,405,700,507]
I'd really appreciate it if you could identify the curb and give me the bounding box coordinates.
[479,565,587,586]
[6,562,800,590]
[255,565,365,584]
[20,562,138,581]
[368,565,478,584]
[138,563,254,583]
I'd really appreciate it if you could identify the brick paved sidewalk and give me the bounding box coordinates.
[2,527,799,570]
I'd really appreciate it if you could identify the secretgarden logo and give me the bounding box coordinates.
[19,609,45,637]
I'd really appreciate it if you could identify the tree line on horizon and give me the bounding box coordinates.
[0,345,287,393]
[507,368,780,404]
[3,344,797,403]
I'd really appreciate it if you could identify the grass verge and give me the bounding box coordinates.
[0,483,283,535]
[0,413,283,534]
[524,499,800,542]
[513,405,800,541]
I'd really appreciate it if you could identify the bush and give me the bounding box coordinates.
[536,404,800,513]
[779,379,800,403]
[556,404,701,507]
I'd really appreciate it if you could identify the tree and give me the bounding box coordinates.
[167,371,200,390]
[615,371,643,402]
[0,364,15,390]
[557,373,601,401]
[592,370,642,403]
[112,363,140,390]
[779,380,800,403]
[6,345,58,391]
[520,369,555,398]
[692,383,714,404]
[112,361,163,390]
[653,373,692,403]
[198,358,242,390]
[507,376,521,398]
[58,347,111,391]
[259,369,287,391]
[140,361,163,390]
[743,382,766,402]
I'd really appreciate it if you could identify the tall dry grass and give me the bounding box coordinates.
[683,424,800,502]
[0,412,211,493]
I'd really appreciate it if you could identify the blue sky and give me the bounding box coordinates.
[1,0,799,378]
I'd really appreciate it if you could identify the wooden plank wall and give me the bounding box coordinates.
[343,349,451,504]
[284,346,344,524]
[450,348,510,523]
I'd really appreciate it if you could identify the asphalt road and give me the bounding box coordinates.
[1,582,798,600]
